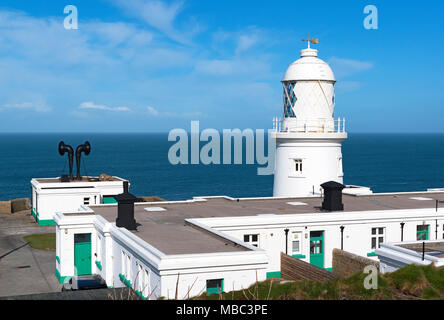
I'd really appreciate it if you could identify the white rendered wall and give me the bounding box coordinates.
[31,179,125,221]
[190,208,444,274]
[273,136,345,197]
[55,211,267,300]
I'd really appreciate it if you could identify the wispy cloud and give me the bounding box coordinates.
[1,102,51,113]
[146,106,205,118]
[328,57,374,79]
[78,102,131,112]
[111,0,197,44]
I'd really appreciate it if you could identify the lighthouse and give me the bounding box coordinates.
[272,38,347,197]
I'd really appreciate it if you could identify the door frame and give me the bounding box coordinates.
[74,233,92,276]
[309,230,325,269]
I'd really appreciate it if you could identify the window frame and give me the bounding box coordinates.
[371,227,385,249]
[243,234,259,247]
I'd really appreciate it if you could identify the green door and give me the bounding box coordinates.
[310,231,324,269]
[74,233,92,276]
[416,225,429,240]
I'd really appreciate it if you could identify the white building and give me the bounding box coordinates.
[272,41,346,197]
[54,190,444,299]
[30,140,128,226]
[49,41,444,299]
[31,177,127,225]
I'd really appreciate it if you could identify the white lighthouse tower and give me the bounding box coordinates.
[272,38,347,197]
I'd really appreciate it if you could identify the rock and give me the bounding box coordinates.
[11,198,31,213]
[0,201,12,214]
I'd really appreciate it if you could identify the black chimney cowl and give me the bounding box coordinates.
[321,181,345,211]
[115,181,138,230]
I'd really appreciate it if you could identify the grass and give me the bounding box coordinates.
[193,264,444,300]
[23,233,56,251]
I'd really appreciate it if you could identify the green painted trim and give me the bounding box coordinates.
[266,271,281,279]
[95,261,102,270]
[32,209,56,226]
[207,279,224,295]
[103,196,118,204]
[124,279,132,288]
[55,268,72,284]
[108,286,114,289]
[141,295,147,300]
[36,217,56,226]
[56,256,60,263]
[325,267,333,272]
[367,252,378,257]
[292,254,306,259]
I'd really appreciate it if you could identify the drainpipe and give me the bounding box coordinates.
[400,222,405,242]
[436,220,438,240]
[422,241,425,261]
[284,229,289,255]
[340,226,344,250]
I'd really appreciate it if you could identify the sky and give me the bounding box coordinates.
[0,0,442,133]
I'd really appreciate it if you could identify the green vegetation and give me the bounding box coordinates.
[23,233,56,251]
[194,264,444,300]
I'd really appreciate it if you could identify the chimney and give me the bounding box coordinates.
[321,181,345,211]
[115,181,137,230]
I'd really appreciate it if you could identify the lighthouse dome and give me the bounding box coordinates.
[283,48,335,82]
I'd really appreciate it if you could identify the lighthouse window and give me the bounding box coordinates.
[283,82,296,118]
[294,159,303,172]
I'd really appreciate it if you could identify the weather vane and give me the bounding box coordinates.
[301,33,319,48]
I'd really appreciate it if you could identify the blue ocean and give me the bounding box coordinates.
[0,133,443,201]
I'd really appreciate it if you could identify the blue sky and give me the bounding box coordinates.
[0,0,442,133]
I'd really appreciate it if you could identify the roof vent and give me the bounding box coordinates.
[321,181,345,211]
[115,181,137,230]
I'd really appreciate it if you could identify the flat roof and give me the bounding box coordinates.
[35,176,124,183]
[87,191,444,255]
[399,242,444,259]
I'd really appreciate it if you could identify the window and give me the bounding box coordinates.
[310,231,323,254]
[283,82,296,118]
[244,234,259,247]
[294,159,303,173]
[206,279,223,295]
[83,197,90,205]
[292,232,302,255]
[417,225,429,240]
[371,227,385,249]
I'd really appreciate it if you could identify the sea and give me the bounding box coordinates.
[0,133,443,201]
